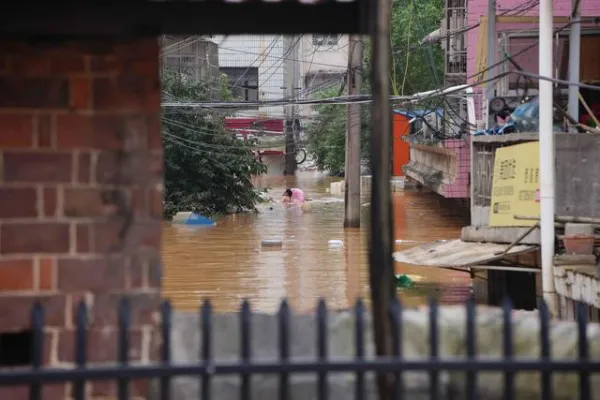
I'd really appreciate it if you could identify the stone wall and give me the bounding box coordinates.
[155,306,600,400]
[0,37,163,399]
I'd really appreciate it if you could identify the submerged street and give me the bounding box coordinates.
[163,171,472,313]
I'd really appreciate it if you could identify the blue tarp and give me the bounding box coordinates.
[172,212,216,226]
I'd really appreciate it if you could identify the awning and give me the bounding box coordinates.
[393,239,538,269]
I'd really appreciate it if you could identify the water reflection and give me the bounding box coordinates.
[162,171,472,313]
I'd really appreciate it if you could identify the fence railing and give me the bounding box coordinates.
[0,297,599,400]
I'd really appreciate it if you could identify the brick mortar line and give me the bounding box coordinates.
[0,182,162,190]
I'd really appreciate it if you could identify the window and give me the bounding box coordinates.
[220,67,259,108]
[312,34,340,47]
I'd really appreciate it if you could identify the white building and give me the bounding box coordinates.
[213,34,349,119]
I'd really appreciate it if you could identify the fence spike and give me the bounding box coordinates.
[30,301,44,400]
[577,302,590,400]
[74,301,88,400]
[317,299,328,400]
[538,300,551,398]
[201,299,213,400]
[240,299,252,400]
[389,295,404,399]
[465,297,476,400]
[502,297,514,400]
[118,297,130,400]
[428,297,439,400]
[278,300,290,400]
[160,301,172,400]
[354,299,365,400]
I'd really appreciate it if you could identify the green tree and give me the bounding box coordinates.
[389,0,445,95]
[162,71,267,219]
[305,86,371,176]
[304,0,444,174]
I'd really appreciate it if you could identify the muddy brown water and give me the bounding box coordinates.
[163,172,472,313]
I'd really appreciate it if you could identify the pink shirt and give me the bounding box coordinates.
[290,188,305,203]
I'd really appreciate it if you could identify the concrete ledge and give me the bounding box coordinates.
[461,225,541,245]
[151,307,600,399]
[329,176,413,195]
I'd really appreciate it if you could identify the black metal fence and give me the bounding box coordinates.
[0,297,598,400]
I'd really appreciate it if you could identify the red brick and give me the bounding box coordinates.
[0,384,66,400]
[0,77,69,108]
[114,39,159,60]
[105,220,161,252]
[93,292,161,326]
[1,223,70,254]
[0,114,33,148]
[147,252,161,290]
[43,187,58,217]
[75,223,91,253]
[77,152,91,183]
[39,257,56,291]
[93,76,159,112]
[58,328,143,363]
[50,56,86,75]
[68,77,91,110]
[89,56,120,73]
[147,114,162,149]
[56,114,149,150]
[95,151,162,185]
[36,114,54,148]
[0,56,9,75]
[129,256,145,289]
[92,379,150,398]
[57,257,126,292]
[63,187,118,217]
[0,188,37,218]
[3,152,72,183]
[0,259,34,290]
[0,294,66,331]
[10,55,50,76]
[131,188,148,218]
[124,59,158,78]
[150,187,163,219]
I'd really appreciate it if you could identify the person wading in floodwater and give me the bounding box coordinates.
[281,188,305,205]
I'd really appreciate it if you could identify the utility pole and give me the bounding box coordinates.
[344,35,363,228]
[485,0,496,129]
[369,0,395,395]
[539,0,558,316]
[284,35,299,175]
[567,0,581,133]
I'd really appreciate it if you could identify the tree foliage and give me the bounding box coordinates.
[162,71,267,219]
[305,86,371,176]
[304,0,444,174]
[389,0,445,95]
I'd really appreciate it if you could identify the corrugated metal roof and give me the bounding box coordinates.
[393,239,537,268]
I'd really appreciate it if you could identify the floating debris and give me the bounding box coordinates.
[328,239,344,248]
[261,240,283,247]
[395,274,415,288]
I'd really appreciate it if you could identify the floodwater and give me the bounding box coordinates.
[162,171,473,313]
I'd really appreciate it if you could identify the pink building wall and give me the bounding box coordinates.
[466,0,600,119]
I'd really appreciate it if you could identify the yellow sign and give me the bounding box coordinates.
[489,141,540,227]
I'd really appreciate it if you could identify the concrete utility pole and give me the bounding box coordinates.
[485,0,496,129]
[284,35,299,175]
[344,35,363,228]
[567,0,581,133]
[539,0,558,316]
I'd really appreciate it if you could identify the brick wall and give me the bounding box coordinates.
[0,38,163,399]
